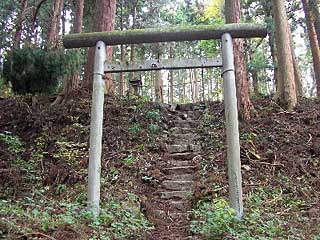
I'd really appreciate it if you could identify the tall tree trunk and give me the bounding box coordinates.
[201,69,205,102]
[119,0,125,96]
[291,48,303,97]
[154,43,163,102]
[128,45,135,94]
[215,78,220,101]
[288,26,304,98]
[310,0,320,44]
[61,4,66,36]
[263,1,280,95]
[273,0,297,110]
[302,0,320,97]
[251,70,259,96]
[310,66,317,96]
[225,0,253,120]
[128,2,137,93]
[169,43,174,103]
[47,0,63,48]
[155,71,163,102]
[207,70,211,101]
[13,0,28,49]
[190,70,194,102]
[119,45,126,95]
[182,71,186,103]
[193,69,199,102]
[52,0,84,105]
[83,0,116,92]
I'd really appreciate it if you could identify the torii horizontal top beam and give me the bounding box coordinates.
[63,23,267,49]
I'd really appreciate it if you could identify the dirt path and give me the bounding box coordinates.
[145,105,204,239]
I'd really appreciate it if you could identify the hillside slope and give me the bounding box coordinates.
[0,94,319,239]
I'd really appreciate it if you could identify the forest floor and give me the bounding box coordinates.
[0,92,319,239]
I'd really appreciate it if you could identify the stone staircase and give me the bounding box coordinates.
[146,104,204,240]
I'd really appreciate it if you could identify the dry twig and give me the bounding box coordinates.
[18,232,57,240]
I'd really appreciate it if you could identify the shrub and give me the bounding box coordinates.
[3,47,81,95]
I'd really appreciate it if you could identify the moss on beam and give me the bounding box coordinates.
[63,23,267,49]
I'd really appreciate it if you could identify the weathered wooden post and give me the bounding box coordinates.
[221,33,243,218]
[88,41,106,218]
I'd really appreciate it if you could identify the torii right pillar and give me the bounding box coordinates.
[221,33,243,219]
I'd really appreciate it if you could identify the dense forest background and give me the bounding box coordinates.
[1,0,320,113]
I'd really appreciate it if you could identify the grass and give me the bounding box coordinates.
[0,131,153,239]
[0,188,153,239]
[190,185,319,239]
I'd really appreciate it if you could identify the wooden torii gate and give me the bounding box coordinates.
[63,23,267,219]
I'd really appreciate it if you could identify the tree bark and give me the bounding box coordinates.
[310,66,317,96]
[302,0,320,97]
[128,1,137,93]
[288,25,303,98]
[207,70,210,101]
[291,47,303,97]
[13,0,28,49]
[193,69,199,102]
[47,0,64,48]
[190,70,194,102]
[61,5,66,36]
[128,45,135,94]
[182,71,186,103]
[154,43,163,102]
[119,45,126,95]
[52,0,84,106]
[273,0,297,110]
[201,69,205,102]
[310,0,320,44]
[225,0,253,120]
[32,0,47,34]
[119,0,125,96]
[169,43,174,103]
[263,1,279,95]
[83,0,116,92]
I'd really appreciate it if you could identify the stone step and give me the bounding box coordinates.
[160,191,192,200]
[189,144,202,152]
[166,174,195,181]
[172,133,199,141]
[167,134,200,145]
[173,120,198,128]
[165,144,189,153]
[168,200,190,211]
[167,138,195,145]
[168,160,192,167]
[171,113,188,121]
[163,166,196,175]
[162,180,193,191]
[171,127,196,134]
[165,144,201,153]
[170,152,197,160]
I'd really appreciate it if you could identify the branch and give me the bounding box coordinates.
[32,0,48,26]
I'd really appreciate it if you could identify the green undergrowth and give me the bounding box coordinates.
[0,131,25,154]
[0,131,153,239]
[0,190,153,239]
[190,187,320,239]
[0,97,162,239]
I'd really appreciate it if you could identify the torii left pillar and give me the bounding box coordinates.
[88,41,106,218]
